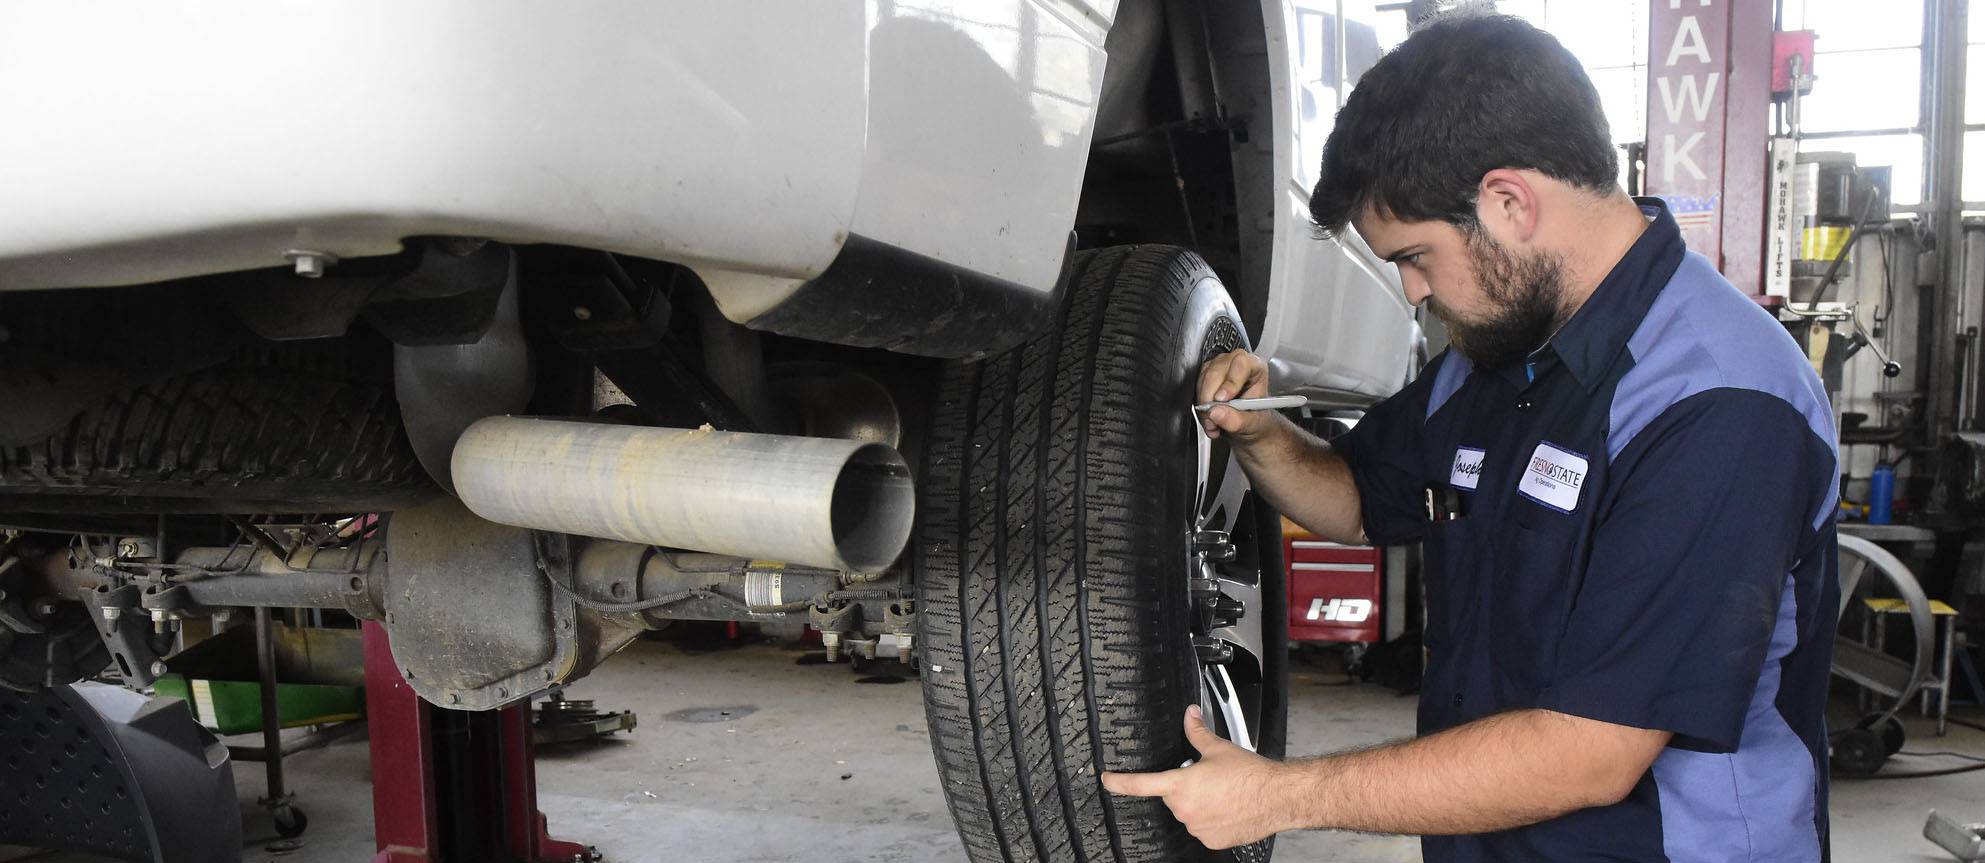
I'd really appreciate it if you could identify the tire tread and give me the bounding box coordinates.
[0,364,429,511]
[920,246,1253,862]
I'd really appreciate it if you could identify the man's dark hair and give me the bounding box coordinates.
[1310,12,1618,235]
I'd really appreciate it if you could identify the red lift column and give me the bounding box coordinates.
[363,622,597,863]
[1645,0,1777,296]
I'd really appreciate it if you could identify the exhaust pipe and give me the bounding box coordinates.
[450,416,915,572]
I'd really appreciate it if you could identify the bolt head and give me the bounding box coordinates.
[150,661,168,677]
[291,254,326,278]
[31,598,58,617]
[102,606,122,621]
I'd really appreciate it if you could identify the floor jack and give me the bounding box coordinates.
[363,621,600,863]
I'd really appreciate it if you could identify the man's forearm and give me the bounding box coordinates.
[1233,414,1366,544]
[1270,710,1669,836]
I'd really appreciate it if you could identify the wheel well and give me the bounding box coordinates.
[1078,0,1277,344]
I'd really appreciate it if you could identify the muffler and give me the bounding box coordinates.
[450,416,914,572]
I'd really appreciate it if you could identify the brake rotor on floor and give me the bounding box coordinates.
[533,694,637,745]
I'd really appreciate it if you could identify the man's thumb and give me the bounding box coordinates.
[1184,704,1228,751]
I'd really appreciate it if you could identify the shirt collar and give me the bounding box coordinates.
[1535,197,1689,393]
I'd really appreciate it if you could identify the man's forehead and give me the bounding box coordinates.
[1352,208,1459,250]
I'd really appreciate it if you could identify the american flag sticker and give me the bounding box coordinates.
[1662,193,1720,235]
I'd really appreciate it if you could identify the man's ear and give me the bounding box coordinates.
[1476,168,1539,245]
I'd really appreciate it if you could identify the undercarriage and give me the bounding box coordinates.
[0,238,927,709]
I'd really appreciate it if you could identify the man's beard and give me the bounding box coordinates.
[1434,232,1570,371]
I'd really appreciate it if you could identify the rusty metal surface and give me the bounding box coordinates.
[383,498,566,709]
[450,416,914,572]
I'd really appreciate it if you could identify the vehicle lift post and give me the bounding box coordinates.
[362,621,599,863]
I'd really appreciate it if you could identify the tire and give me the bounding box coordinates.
[917,245,1288,863]
[1855,712,1906,757]
[1831,727,1886,777]
[0,363,432,514]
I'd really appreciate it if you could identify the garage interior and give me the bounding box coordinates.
[5,0,1985,861]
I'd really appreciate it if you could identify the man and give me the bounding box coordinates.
[1100,12,1838,861]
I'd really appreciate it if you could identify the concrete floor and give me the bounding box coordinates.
[6,633,1983,862]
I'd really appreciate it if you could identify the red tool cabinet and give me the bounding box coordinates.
[1283,518,1383,643]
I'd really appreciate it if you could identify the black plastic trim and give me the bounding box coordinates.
[745,233,1074,360]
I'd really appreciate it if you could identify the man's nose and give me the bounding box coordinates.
[1401,272,1432,307]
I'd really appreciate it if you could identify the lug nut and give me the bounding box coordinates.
[1211,594,1246,622]
[1191,530,1236,561]
[1193,636,1234,665]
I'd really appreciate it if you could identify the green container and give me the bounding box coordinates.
[151,623,366,735]
[154,675,363,735]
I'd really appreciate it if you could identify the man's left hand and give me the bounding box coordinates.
[1099,705,1292,849]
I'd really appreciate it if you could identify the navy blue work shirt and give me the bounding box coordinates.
[1334,200,1838,861]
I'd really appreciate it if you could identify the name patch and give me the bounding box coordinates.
[1517,442,1588,513]
[1450,447,1485,490]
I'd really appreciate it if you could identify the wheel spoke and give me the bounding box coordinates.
[1194,426,1248,534]
[1190,415,1274,761]
[1201,664,1256,752]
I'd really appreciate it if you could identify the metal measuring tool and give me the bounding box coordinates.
[1191,394,1307,413]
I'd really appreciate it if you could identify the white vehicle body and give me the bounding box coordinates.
[0,2,1097,321]
[1257,0,1422,400]
[0,0,1413,398]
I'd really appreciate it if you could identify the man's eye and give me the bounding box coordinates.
[1399,254,1422,267]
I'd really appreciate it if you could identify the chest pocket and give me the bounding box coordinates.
[1488,518,1581,707]
[1421,517,1483,656]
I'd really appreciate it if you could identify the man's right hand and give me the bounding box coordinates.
[1195,348,1368,545]
[1197,349,1279,442]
